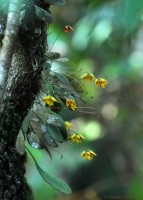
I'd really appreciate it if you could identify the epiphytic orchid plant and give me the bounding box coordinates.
[16,15,108,197]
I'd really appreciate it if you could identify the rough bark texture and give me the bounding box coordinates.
[0,0,22,101]
[0,1,49,199]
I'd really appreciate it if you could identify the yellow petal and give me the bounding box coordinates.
[81,151,87,159]
[65,121,72,130]
[66,99,77,110]
[89,150,97,156]
[81,73,95,81]
[95,79,99,87]
[42,95,58,106]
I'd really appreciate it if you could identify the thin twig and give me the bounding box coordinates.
[0,0,23,102]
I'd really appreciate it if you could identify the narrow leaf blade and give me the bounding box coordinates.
[21,110,32,134]
[46,125,64,143]
[55,73,70,84]
[26,147,72,194]
[35,6,53,23]
[35,160,72,194]
[16,130,25,155]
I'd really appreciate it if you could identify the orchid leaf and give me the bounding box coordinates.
[35,6,53,23]
[26,147,72,195]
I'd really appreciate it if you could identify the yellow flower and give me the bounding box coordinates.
[95,78,108,88]
[66,99,77,111]
[69,134,85,143]
[81,150,97,160]
[42,95,58,107]
[81,73,95,81]
[64,25,74,32]
[65,121,72,130]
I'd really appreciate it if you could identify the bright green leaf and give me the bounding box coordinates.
[26,147,72,195]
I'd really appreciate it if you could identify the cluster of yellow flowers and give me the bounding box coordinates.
[42,96,77,111]
[41,96,95,160]
[81,73,108,88]
[65,121,97,160]
[41,26,107,161]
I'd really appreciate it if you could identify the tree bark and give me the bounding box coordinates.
[0,0,23,101]
[0,0,49,199]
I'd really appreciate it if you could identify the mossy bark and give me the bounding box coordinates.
[0,3,48,199]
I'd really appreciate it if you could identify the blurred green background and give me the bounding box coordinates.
[26,0,143,199]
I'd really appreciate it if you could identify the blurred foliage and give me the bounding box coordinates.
[26,0,143,199]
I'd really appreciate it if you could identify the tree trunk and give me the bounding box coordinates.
[0,1,49,199]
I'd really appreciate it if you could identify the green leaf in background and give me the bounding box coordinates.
[121,0,143,32]
[44,0,67,6]
[26,147,72,195]
[35,6,53,23]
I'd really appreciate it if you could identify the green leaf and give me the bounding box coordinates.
[21,110,32,134]
[41,124,58,147]
[55,95,65,106]
[47,113,64,126]
[46,125,64,143]
[35,6,53,23]
[44,0,67,6]
[27,131,44,149]
[29,112,53,158]
[53,85,70,96]
[46,52,61,60]
[36,163,72,194]
[47,110,68,140]
[15,130,25,155]
[55,73,70,84]
[68,76,83,93]
[26,147,72,195]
